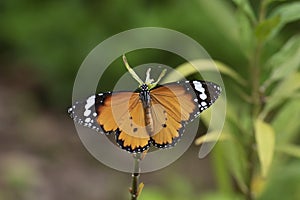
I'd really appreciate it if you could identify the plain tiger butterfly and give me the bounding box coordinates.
[68,55,222,153]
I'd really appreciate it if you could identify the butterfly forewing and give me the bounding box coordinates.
[68,93,112,134]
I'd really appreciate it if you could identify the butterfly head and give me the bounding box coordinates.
[140,84,149,91]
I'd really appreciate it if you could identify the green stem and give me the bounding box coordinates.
[130,154,141,200]
[245,2,267,200]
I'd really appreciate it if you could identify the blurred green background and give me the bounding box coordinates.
[1,0,300,200]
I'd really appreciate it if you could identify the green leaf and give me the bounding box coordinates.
[163,59,246,86]
[264,34,300,87]
[255,119,275,177]
[277,144,300,158]
[261,73,300,118]
[266,2,300,40]
[211,144,234,195]
[258,161,300,200]
[231,0,256,24]
[222,139,248,193]
[271,99,300,144]
[236,7,255,57]
[271,2,300,24]
[255,15,281,43]
[263,0,287,6]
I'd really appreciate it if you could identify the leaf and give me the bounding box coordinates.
[264,0,287,4]
[271,99,300,144]
[271,2,300,24]
[202,109,248,193]
[264,34,300,87]
[261,73,300,118]
[231,0,256,24]
[211,144,234,195]
[255,15,281,43]
[222,139,248,193]
[267,2,300,40]
[195,131,231,145]
[236,7,255,57]
[163,59,246,86]
[251,173,266,199]
[137,182,144,197]
[276,144,300,158]
[255,119,275,177]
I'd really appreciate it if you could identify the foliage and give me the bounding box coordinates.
[190,0,300,199]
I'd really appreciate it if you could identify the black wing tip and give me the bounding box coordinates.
[67,98,111,135]
[67,106,74,118]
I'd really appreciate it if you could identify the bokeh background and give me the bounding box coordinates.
[1,0,300,200]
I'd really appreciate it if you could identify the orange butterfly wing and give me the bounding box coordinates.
[149,83,195,147]
[97,92,151,152]
[149,81,221,148]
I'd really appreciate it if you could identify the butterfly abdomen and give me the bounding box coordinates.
[145,106,154,135]
[139,84,155,135]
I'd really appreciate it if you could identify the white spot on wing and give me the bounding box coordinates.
[200,93,207,100]
[84,95,95,117]
[84,109,91,117]
[85,95,95,110]
[193,81,203,92]
[201,101,207,106]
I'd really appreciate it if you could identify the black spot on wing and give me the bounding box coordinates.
[151,122,186,149]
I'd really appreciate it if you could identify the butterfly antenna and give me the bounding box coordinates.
[152,68,167,86]
[123,55,144,85]
[145,68,154,84]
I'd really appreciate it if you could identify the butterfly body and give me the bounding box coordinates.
[69,80,221,153]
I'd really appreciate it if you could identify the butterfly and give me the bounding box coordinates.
[68,56,222,153]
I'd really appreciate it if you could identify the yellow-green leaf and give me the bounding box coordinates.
[276,144,300,158]
[195,131,231,145]
[162,59,246,86]
[255,119,275,177]
[137,182,144,197]
[251,173,266,199]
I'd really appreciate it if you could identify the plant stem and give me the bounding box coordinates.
[245,2,267,200]
[130,154,141,200]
